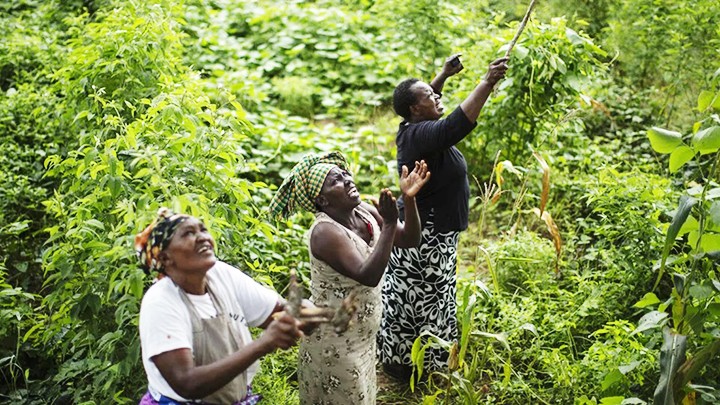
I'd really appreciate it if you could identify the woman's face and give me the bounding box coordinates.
[163,216,216,274]
[410,81,444,120]
[318,167,361,210]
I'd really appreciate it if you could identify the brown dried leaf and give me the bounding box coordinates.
[533,208,562,275]
[533,152,550,216]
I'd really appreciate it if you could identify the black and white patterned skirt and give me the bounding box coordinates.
[378,213,460,370]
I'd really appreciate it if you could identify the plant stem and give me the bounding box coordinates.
[504,0,538,58]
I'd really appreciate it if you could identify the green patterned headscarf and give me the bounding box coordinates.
[269,151,349,219]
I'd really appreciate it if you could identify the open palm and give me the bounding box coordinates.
[399,160,431,198]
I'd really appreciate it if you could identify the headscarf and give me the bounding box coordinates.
[269,151,349,219]
[134,207,190,274]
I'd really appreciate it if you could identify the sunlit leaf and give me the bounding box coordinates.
[600,397,624,405]
[634,292,661,308]
[632,310,668,335]
[648,127,684,153]
[602,369,624,390]
[669,146,695,172]
[698,91,716,111]
[691,126,720,155]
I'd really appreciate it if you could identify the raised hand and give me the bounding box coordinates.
[440,53,464,77]
[484,56,509,86]
[373,188,398,225]
[399,160,431,198]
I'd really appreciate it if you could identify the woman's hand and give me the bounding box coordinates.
[399,160,431,198]
[440,53,464,78]
[483,56,510,86]
[374,189,398,225]
[259,312,302,353]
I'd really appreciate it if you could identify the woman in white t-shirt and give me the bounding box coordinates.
[135,208,303,405]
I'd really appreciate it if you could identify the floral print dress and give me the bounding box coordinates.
[298,208,381,405]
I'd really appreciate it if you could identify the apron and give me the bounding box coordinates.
[177,279,248,404]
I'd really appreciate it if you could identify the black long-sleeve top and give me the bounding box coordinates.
[396,106,477,233]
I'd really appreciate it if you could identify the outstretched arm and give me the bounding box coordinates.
[311,189,398,287]
[459,57,509,123]
[429,53,464,94]
[152,313,302,399]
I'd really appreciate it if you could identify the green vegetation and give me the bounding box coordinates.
[1,0,719,403]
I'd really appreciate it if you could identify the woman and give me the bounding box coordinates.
[378,54,509,380]
[135,208,304,404]
[269,151,429,405]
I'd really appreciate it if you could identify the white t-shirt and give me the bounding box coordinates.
[139,261,279,401]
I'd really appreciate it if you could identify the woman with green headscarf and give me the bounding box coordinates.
[269,151,430,405]
[270,152,430,405]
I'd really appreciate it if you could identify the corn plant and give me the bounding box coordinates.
[642,80,720,404]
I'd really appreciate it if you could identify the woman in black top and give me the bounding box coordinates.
[379,54,509,381]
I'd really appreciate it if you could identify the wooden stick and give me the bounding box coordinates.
[504,0,538,57]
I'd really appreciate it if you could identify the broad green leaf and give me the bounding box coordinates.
[668,146,695,172]
[689,284,714,300]
[653,327,687,405]
[648,127,684,153]
[698,90,715,111]
[691,126,720,154]
[710,202,720,226]
[619,360,642,375]
[620,399,646,405]
[602,369,624,390]
[677,215,698,236]
[600,397,624,405]
[655,196,697,290]
[633,292,660,308]
[631,310,668,335]
[472,331,511,351]
[566,28,587,45]
[675,340,720,395]
[688,231,720,253]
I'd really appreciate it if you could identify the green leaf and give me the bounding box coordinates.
[689,284,714,300]
[620,399,647,405]
[668,146,695,172]
[566,28,587,45]
[653,328,687,405]
[632,310,668,335]
[698,90,715,111]
[600,397,624,405]
[677,215,698,236]
[699,233,720,253]
[655,196,697,290]
[674,340,720,396]
[633,292,660,308]
[472,331,510,351]
[691,126,720,154]
[648,127,684,153]
[710,202,720,226]
[619,360,642,375]
[602,369,624,390]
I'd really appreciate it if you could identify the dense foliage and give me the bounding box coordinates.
[1,0,719,404]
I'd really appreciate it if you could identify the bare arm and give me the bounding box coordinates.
[459,57,509,123]
[311,190,398,287]
[152,313,302,399]
[430,53,464,94]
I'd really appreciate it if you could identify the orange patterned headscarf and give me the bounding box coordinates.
[134,208,189,274]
